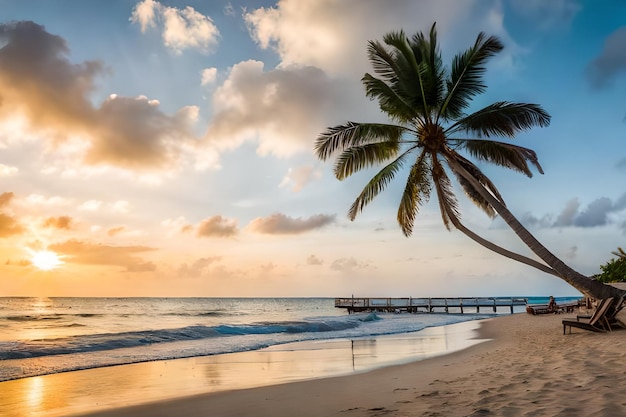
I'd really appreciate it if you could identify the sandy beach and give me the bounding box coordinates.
[3,311,626,417]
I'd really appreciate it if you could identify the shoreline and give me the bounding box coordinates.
[4,311,626,416]
[1,319,486,417]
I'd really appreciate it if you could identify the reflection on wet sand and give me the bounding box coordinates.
[0,320,486,417]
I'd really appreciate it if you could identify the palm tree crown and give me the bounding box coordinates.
[315,23,550,237]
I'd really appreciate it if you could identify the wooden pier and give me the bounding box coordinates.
[335,297,528,314]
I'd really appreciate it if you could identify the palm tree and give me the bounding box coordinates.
[612,247,626,260]
[315,23,624,300]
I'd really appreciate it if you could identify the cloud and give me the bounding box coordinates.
[553,195,626,228]
[259,262,277,273]
[177,256,222,277]
[201,67,218,85]
[24,194,70,207]
[0,21,201,174]
[329,257,372,273]
[43,216,73,230]
[586,27,626,89]
[208,1,521,161]
[0,192,15,208]
[224,3,236,17]
[196,215,238,237]
[161,216,193,236]
[306,254,323,265]
[49,239,156,272]
[575,197,613,227]
[509,0,581,29]
[519,212,553,229]
[129,0,158,32]
[248,213,335,234]
[85,95,199,170]
[279,165,321,192]
[78,200,102,211]
[243,0,423,75]
[0,21,103,129]
[0,164,18,176]
[130,0,220,54]
[0,213,23,237]
[553,198,580,227]
[616,194,626,210]
[110,200,131,214]
[205,60,362,157]
[107,226,125,237]
[244,0,515,77]
[564,245,578,260]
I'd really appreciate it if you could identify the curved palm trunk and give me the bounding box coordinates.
[447,158,625,299]
[446,214,559,277]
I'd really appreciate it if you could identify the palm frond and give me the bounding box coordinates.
[447,102,550,138]
[456,173,496,217]
[439,32,503,121]
[366,39,401,83]
[381,30,431,122]
[334,141,401,180]
[612,247,626,259]
[314,122,406,161]
[446,149,506,211]
[361,74,415,122]
[431,157,459,230]
[397,150,432,236]
[411,22,445,113]
[453,139,544,177]
[348,150,412,221]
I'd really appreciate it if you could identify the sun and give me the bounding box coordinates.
[30,250,64,271]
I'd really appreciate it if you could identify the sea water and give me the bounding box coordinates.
[0,296,578,382]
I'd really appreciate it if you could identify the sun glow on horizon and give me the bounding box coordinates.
[30,250,64,271]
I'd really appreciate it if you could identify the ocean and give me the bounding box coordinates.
[0,296,578,382]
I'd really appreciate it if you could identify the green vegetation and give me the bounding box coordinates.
[596,248,626,283]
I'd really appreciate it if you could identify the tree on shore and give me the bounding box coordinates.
[314,23,624,300]
[595,248,626,284]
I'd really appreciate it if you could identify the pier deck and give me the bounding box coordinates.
[335,297,528,314]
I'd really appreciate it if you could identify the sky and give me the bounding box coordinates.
[0,0,625,298]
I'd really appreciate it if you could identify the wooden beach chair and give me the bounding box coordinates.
[575,295,626,329]
[562,298,614,335]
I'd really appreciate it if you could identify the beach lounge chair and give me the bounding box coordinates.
[562,298,614,335]
[575,295,625,329]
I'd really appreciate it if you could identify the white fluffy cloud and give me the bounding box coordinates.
[244,0,514,77]
[205,59,365,157]
[131,0,220,54]
[0,164,18,176]
[201,67,218,85]
[0,21,203,174]
[279,165,321,192]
